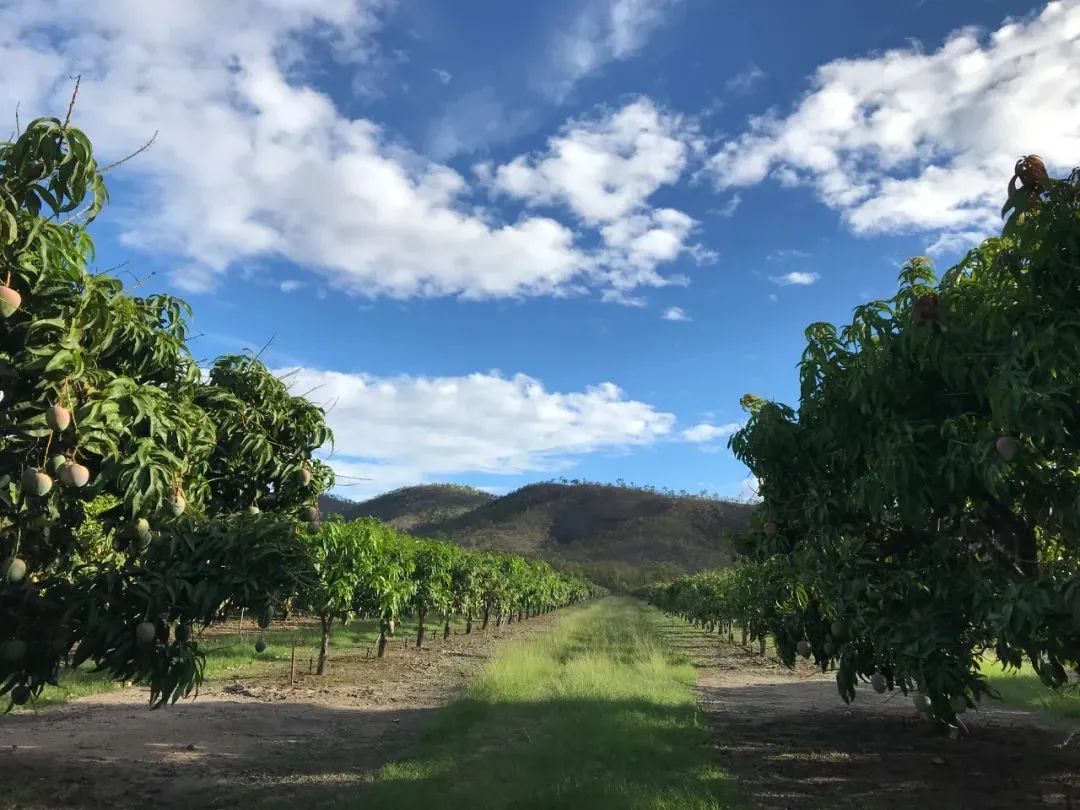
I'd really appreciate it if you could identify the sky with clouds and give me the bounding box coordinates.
[2,0,1078,501]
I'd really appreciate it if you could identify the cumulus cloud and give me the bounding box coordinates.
[661,306,690,321]
[0,1,687,303]
[279,280,305,293]
[708,2,1080,246]
[487,99,696,222]
[771,271,819,286]
[277,367,679,498]
[544,0,681,99]
[481,99,708,296]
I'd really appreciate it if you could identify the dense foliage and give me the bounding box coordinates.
[0,112,599,711]
[0,113,333,709]
[653,157,1080,728]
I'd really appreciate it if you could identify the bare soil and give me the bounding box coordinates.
[0,613,559,810]
[661,623,1080,810]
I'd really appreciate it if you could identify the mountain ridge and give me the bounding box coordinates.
[319,482,756,590]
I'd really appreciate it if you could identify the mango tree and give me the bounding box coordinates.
[449,551,482,635]
[296,518,375,674]
[409,540,455,647]
[0,113,332,709]
[351,521,415,657]
[728,157,1080,726]
[476,554,504,629]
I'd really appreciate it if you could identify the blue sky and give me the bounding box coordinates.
[3,0,1078,500]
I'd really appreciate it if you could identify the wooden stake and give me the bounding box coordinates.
[289,645,296,685]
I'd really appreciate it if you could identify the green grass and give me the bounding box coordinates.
[982,658,1080,720]
[363,597,738,810]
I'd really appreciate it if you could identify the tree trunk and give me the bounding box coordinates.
[740,626,746,646]
[377,622,388,658]
[416,609,426,648]
[507,610,514,625]
[517,609,523,622]
[758,636,766,656]
[443,617,451,640]
[482,606,490,629]
[496,613,503,627]
[317,614,331,675]
[466,615,473,634]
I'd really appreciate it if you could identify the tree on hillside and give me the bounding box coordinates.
[0,108,332,709]
[727,156,1080,726]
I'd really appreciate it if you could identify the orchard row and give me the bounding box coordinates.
[0,107,597,712]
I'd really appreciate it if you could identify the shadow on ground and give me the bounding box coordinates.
[698,666,1080,809]
[0,698,437,810]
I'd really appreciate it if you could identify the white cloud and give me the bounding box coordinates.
[544,0,680,99]
[482,99,707,295]
[425,87,534,160]
[0,1,687,303]
[766,248,811,261]
[771,271,819,286]
[280,280,305,292]
[432,67,452,84]
[487,99,696,223]
[681,421,742,443]
[735,475,761,503]
[661,306,690,321]
[277,367,679,498]
[925,229,984,256]
[725,63,766,94]
[708,2,1080,246]
[711,193,741,218]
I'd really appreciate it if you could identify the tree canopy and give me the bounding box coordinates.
[652,157,1080,726]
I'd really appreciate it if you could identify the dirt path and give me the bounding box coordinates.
[0,613,561,810]
[660,623,1080,809]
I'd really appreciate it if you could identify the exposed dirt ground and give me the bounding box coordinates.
[658,622,1080,810]
[5,609,1078,810]
[0,614,560,810]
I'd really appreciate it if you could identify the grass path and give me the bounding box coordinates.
[361,597,738,810]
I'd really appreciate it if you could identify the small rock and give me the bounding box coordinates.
[931,757,946,766]
[186,743,196,751]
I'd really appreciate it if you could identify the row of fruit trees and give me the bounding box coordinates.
[0,112,597,711]
[646,155,1080,730]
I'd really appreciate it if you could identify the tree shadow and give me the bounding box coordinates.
[697,678,1080,810]
[0,698,439,809]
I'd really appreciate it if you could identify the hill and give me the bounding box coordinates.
[320,482,755,590]
[319,484,494,530]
